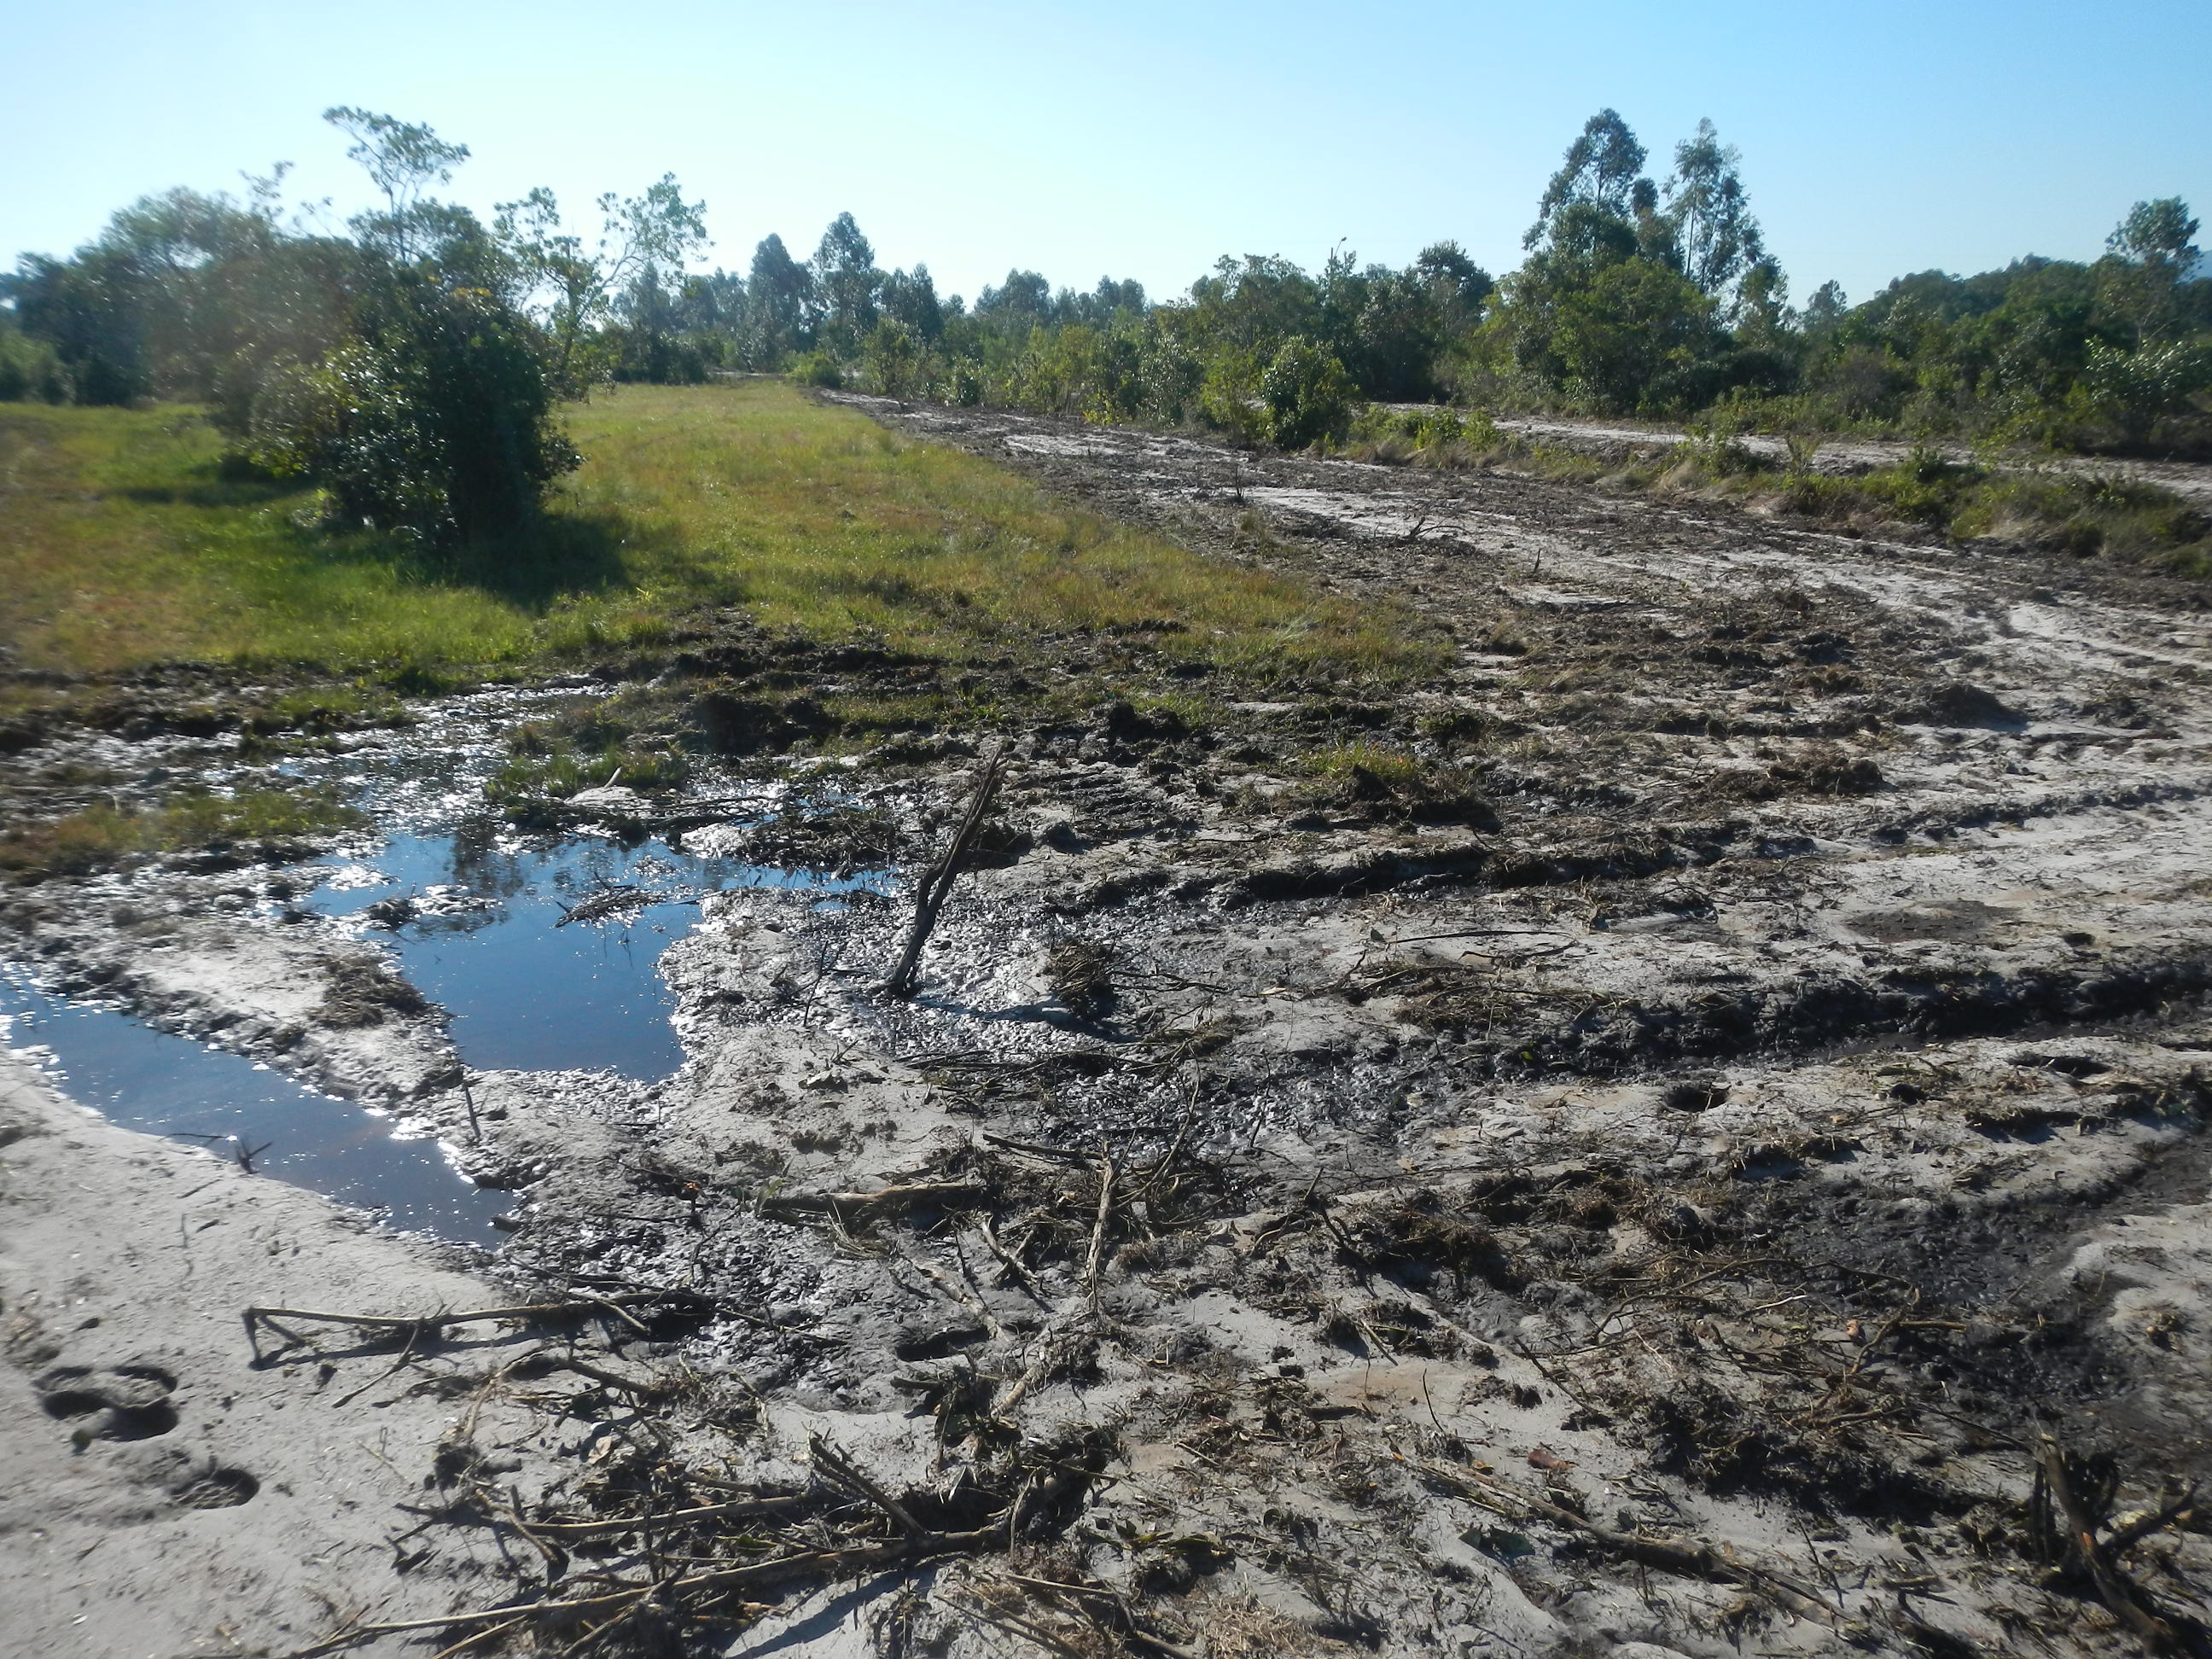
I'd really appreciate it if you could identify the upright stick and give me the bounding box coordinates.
[884,744,1008,996]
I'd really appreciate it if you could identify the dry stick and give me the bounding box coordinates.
[1083,1155,1118,1318]
[885,745,1009,996]
[1132,1078,1202,1202]
[286,1594,647,1659]
[811,1435,927,1535]
[760,1180,986,1221]
[889,1240,1004,1340]
[243,1292,708,1365]
[978,1216,1051,1305]
[524,1495,811,1540]
[2038,1435,2181,1652]
[427,1615,527,1659]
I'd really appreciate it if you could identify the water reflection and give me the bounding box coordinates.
[312,830,886,1080]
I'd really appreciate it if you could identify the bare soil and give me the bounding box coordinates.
[8,394,2212,1656]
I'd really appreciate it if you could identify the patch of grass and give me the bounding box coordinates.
[0,787,364,881]
[1343,404,2212,574]
[557,383,1436,684]
[1301,742,1427,791]
[2,384,1437,688]
[1284,742,1491,824]
[243,685,416,735]
[0,405,593,678]
[487,731,692,817]
[1644,443,2212,571]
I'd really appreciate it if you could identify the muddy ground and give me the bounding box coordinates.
[7,394,2212,1658]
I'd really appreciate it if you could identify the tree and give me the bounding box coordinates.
[810,212,881,355]
[880,265,944,342]
[2104,197,2202,346]
[862,317,925,397]
[1664,119,1766,311]
[1260,336,1357,448]
[1186,255,1322,354]
[1803,280,1849,335]
[238,112,576,542]
[1550,259,1718,412]
[1528,109,1650,252]
[2110,197,2201,275]
[975,270,1054,334]
[742,234,811,367]
[251,269,576,544]
[1415,241,1493,330]
[495,175,707,391]
[323,107,471,263]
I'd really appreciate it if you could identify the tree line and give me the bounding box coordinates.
[4,107,2207,543]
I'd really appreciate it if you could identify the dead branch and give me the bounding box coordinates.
[885,744,1009,995]
[758,1179,985,1222]
[243,1289,717,1358]
[811,1435,925,1534]
[2036,1435,2183,1651]
[1084,1155,1118,1317]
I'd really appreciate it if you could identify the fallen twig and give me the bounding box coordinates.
[243,1290,717,1359]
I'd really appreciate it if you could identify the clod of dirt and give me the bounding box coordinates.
[1662,1078,1730,1112]
[1909,680,2024,727]
[314,954,431,1028]
[1044,939,1116,1018]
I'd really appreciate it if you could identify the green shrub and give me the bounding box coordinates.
[242,271,576,545]
[1261,337,1358,450]
[0,329,71,403]
[789,350,844,389]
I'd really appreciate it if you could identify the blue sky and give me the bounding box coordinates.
[5,0,2207,310]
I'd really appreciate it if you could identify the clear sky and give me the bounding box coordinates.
[5,0,2207,311]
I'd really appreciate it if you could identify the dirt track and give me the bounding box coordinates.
[1478,411,2212,509]
[7,395,2212,1656]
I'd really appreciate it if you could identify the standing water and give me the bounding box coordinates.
[3,687,894,1238]
[1,980,510,1243]
[310,829,883,1080]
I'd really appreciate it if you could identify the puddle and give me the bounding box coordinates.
[311,830,884,1080]
[1,981,508,1243]
[0,685,896,1237]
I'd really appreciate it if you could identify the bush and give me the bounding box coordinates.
[242,271,575,544]
[1260,336,1357,449]
[862,319,924,398]
[0,330,71,403]
[789,350,844,389]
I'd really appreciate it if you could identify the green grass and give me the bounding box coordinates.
[0,382,1436,687]
[0,787,365,881]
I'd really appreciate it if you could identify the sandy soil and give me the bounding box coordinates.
[0,1055,582,1659]
[6,396,2212,1656]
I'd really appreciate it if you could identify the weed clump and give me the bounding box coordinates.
[1289,743,1490,824]
[0,788,364,882]
[486,730,690,818]
[316,956,431,1028]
